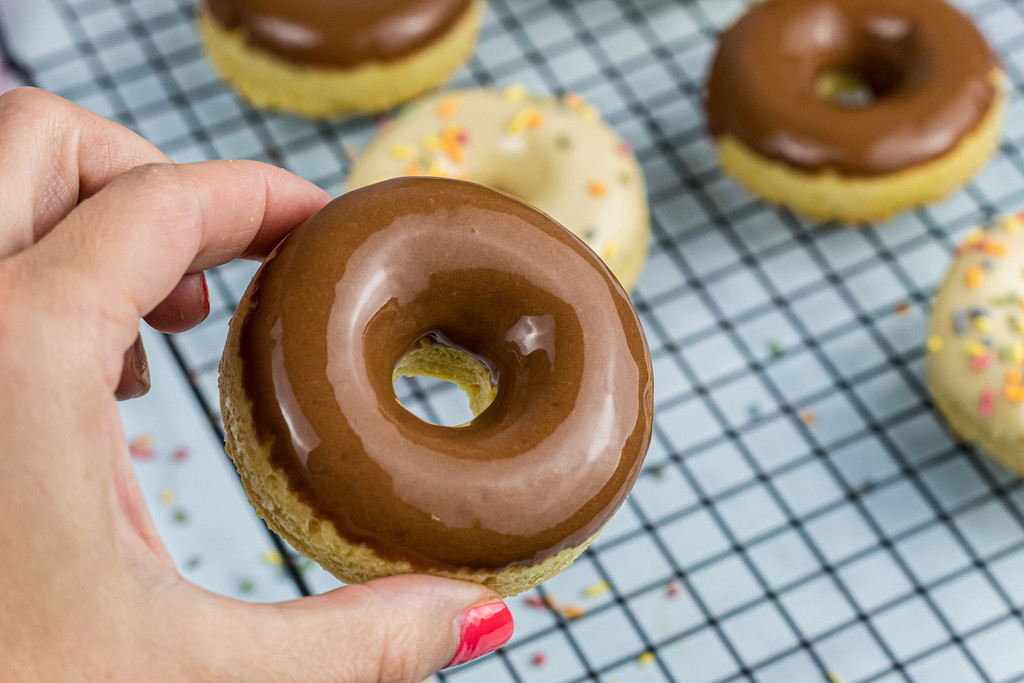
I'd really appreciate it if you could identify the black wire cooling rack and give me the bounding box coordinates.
[8,0,1024,680]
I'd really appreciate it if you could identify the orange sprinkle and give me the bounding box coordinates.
[563,92,586,111]
[1005,384,1024,404]
[800,410,818,425]
[437,96,460,119]
[403,162,423,176]
[561,604,585,619]
[441,136,464,164]
[895,301,911,317]
[588,181,608,198]
[1007,368,1023,385]
[983,241,1008,256]
[966,265,985,290]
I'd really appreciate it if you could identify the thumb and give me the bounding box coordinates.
[183,574,513,683]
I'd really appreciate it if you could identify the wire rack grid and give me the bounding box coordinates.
[7,0,1024,680]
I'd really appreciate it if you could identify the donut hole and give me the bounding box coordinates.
[392,336,498,428]
[815,59,902,107]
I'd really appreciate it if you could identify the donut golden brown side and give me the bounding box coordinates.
[219,178,653,597]
[198,0,484,118]
[705,0,1003,223]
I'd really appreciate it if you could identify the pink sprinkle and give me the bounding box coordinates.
[616,141,633,157]
[532,651,547,667]
[524,594,546,609]
[456,129,470,146]
[667,580,682,597]
[172,446,189,462]
[129,434,154,460]
[979,389,995,418]
[971,351,991,371]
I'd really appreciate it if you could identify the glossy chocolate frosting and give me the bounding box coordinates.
[238,178,653,571]
[205,0,474,67]
[705,0,999,176]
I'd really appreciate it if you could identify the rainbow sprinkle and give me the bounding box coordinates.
[588,181,608,198]
[979,388,995,418]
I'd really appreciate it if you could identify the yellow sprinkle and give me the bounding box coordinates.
[262,550,283,567]
[926,336,944,353]
[1013,344,1024,364]
[160,489,176,505]
[421,134,442,152]
[441,135,464,164]
[502,84,528,102]
[583,580,611,598]
[426,161,446,177]
[966,265,985,290]
[437,96,460,119]
[964,227,984,245]
[827,673,841,683]
[1005,385,1024,404]
[1002,215,1023,233]
[966,341,987,358]
[975,316,992,334]
[580,105,600,122]
[389,144,417,161]
[588,181,608,198]
[602,242,620,261]
[637,651,656,666]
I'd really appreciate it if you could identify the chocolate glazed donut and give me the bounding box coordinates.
[706,0,998,175]
[220,178,653,593]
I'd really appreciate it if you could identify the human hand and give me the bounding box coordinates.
[0,88,512,682]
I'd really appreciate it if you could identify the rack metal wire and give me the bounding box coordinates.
[9,0,1024,680]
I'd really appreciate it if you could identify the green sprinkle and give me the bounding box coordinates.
[1000,346,1012,362]
[618,171,632,186]
[557,133,572,150]
[644,465,665,479]
[239,578,255,594]
[299,558,316,573]
[1010,316,1021,333]
[768,341,784,357]
[172,509,188,524]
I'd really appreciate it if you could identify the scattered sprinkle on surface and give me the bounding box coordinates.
[129,433,154,459]
[667,580,683,597]
[637,651,656,666]
[524,593,547,609]
[161,488,176,505]
[768,340,784,357]
[172,446,188,462]
[172,508,188,524]
[532,651,547,668]
[583,580,611,598]
[262,550,283,567]
[895,301,911,317]
[238,578,255,594]
[800,410,818,425]
[561,604,586,619]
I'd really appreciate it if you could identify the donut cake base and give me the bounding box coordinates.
[220,287,597,598]
[197,0,483,118]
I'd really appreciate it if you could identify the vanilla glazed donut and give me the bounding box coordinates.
[927,213,1024,474]
[219,177,654,597]
[198,0,484,118]
[705,0,1004,223]
[346,87,650,291]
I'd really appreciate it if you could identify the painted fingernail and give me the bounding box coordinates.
[199,272,210,322]
[445,601,514,669]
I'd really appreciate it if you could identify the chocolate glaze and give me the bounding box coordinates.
[238,178,653,571]
[204,0,473,68]
[705,0,999,176]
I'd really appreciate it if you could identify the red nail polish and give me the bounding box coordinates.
[200,272,210,320]
[445,601,514,669]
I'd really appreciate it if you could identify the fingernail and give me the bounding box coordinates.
[115,335,150,400]
[445,601,514,669]
[199,272,210,322]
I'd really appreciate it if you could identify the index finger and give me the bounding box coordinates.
[16,160,331,376]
